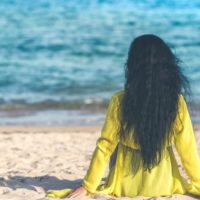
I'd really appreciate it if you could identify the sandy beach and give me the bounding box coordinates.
[0,125,200,200]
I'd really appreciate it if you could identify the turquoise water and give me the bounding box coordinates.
[0,0,200,125]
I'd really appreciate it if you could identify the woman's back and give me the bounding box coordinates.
[82,90,200,197]
[115,90,183,149]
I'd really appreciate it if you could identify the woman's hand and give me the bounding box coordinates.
[67,186,88,198]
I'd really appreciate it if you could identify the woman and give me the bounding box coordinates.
[47,34,200,198]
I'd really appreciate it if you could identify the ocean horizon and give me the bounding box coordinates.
[0,0,200,125]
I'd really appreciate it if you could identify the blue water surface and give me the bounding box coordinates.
[0,0,200,125]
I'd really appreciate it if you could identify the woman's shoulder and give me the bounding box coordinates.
[112,90,125,99]
[110,90,125,104]
[177,93,189,118]
[178,93,184,100]
[112,91,184,100]
[178,93,187,109]
[110,91,186,107]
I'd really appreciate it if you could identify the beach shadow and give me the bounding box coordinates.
[0,175,82,192]
[186,193,200,199]
[1,176,199,199]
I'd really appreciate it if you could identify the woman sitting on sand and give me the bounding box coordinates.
[47,34,200,198]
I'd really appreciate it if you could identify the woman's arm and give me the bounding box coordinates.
[67,93,121,198]
[174,95,200,195]
[81,93,120,194]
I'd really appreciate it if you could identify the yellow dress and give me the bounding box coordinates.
[47,90,200,198]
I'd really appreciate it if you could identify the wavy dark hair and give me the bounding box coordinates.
[120,34,191,171]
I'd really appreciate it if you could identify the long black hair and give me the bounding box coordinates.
[120,34,191,171]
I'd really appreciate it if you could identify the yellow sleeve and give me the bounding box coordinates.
[174,95,200,195]
[82,94,120,193]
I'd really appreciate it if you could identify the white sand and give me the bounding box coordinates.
[0,125,199,200]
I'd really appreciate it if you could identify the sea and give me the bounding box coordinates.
[0,0,200,125]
